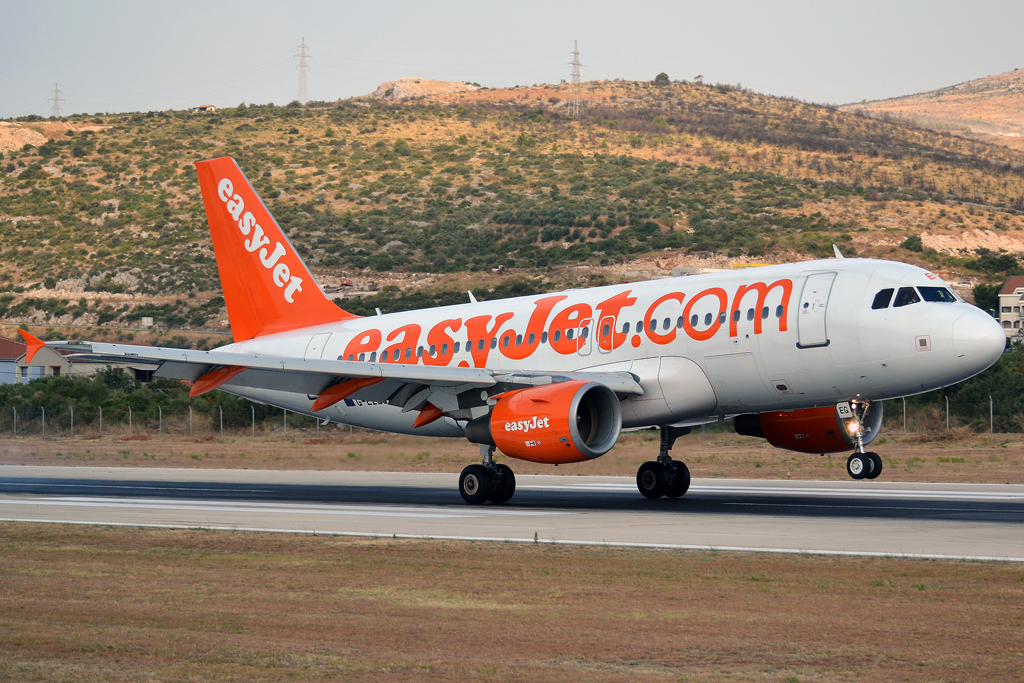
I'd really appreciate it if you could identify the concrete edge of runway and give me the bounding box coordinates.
[6,516,1024,564]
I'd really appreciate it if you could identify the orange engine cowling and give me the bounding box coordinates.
[734,403,883,455]
[465,380,622,464]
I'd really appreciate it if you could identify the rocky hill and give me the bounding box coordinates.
[2,78,1024,345]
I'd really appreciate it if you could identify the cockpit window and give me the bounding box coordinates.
[893,286,921,307]
[871,288,894,309]
[918,286,957,303]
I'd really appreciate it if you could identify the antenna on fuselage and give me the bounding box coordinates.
[832,244,844,259]
[375,308,382,316]
[468,290,478,304]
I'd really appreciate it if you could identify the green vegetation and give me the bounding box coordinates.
[0,368,312,432]
[3,80,1024,331]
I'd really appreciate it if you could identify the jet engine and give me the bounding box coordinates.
[466,380,622,464]
[734,402,883,455]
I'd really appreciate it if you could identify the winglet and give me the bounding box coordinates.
[19,329,44,364]
[832,244,844,259]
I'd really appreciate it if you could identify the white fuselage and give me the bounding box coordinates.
[218,258,1005,437]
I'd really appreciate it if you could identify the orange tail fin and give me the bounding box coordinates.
[195,157,355,341]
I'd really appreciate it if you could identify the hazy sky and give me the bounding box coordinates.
[2,0,1022,119]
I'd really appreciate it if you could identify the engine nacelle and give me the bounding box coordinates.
[466,380,622,464]
[734,402,883,455]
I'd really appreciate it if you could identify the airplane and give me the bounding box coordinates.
[21,157,1006,505]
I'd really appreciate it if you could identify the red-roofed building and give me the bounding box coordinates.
[0,337,26,384]
[998,276,1024,339]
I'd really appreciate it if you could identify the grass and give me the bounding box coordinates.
[0,522,1021,682]
[2,429,1024,483]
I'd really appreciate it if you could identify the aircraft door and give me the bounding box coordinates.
[797,273,836,349]
[577,318,593,356]
[597,316,615,354]
[304,333,331,360]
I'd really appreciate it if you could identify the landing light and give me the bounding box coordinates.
[847,422,859,434]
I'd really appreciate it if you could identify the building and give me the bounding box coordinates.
[191,104,217,113]
[998,276,1024,339]
[0,337,26,384]
[15,342,156,384]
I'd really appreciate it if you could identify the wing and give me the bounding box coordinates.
[27,336,643,423]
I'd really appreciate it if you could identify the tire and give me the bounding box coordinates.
[846,453,868,480]
[637,461,668,499]
[459,464,493,505]
[488,464,516,504]
[664,461,691,498]
[865,452,883,480]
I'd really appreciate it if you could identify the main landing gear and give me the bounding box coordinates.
[459,446,516,505]
[636,426,692,499]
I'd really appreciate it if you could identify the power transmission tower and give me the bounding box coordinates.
[569,41,582,118]
[295,38,311,105]
[48,83,65,118]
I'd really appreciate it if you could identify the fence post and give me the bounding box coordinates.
[41,406,45,438]
[990,395,994,434]
[189,406,193,437]
[70,405,74,438]
[283,409,287,433]
[128,406,132,435]
[902,397,906,433]
[219,406,223,436]
[158,406,162,435]
[317,418,320,437]
[12,407,16,436]
[945,395,949,430]
[99,406,102,435]
[251,405,255,438]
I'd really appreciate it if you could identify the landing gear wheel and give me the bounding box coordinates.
[459,464,493,505]
[846,453,868,480]
[637,461,669,499]
[664,461,691,498]
[865,452,883,480]
[487,464,516,504]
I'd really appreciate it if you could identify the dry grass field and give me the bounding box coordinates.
[1,523,1022,682]
[1,427,1023,484]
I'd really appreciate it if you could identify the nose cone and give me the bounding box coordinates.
[951,308,1005,377]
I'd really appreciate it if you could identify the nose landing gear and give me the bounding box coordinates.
[845,402,882,480]
[636,425,692,499]
[459,446,517,505]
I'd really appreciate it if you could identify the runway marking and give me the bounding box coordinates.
[519,483,1024,500]
[0,496,565,519]
[3,517,1023,563]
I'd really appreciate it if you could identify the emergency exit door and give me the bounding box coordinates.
[796,273,836,348]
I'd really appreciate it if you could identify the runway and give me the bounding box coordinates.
[2,465,1023,561]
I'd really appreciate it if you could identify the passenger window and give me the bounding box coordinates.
[918,286,957,303]
[732,310,741,322]
[704,313,713,325]
[719,312,727,324]
[746,308,754,321]
[528,333,535,345]
[761,307,768,320]
[622,322,630,335]
[893,287,921,307]
[663,317,670,331]
[454,342,461,353]
[690,314,698,327]
[541,331,548,343]
[676,316,684,329]
[872,288,894,309]
[775,305,783,318]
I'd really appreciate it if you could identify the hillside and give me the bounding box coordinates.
[2,78,1024,344]
[841,68,1024,152]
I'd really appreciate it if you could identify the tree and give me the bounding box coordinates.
[973,282,1001,316]
[654,72,670,86]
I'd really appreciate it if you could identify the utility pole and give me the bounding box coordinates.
[569,41,582,118]
[49,83,65,119]
[295,38,311,105]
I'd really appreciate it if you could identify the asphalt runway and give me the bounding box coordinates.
[2,465,1023,561]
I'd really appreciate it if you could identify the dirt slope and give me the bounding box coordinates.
[842,68,1024,151]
